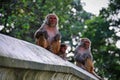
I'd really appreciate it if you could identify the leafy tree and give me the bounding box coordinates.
[83,16,119,79]
[0,0,92,51]
[99,0,120,80]
[82,0,120,79]
[0,0,74,42]
[3,0,120,80]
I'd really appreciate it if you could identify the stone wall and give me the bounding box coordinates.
[0,33,98,80]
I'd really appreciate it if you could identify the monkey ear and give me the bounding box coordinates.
[78,38,82,43]
[44,14,50,24]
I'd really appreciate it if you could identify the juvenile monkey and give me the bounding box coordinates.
[34,13,61,54]
[74,38,102,80]
[57,43,67,60]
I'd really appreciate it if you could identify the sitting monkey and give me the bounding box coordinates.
[74,38,103,80]
[57,43,67,60]
[34,13,61,54]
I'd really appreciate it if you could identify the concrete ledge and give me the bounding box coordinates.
[0,67,81,80]
[0,33,98,80]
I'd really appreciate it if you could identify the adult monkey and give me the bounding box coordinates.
[74,38,103,80]
[34,13,61,54]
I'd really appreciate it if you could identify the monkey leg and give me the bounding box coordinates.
[84,58,103,80]
[36,35,48,48]
[50,40,61,54]
[92,71,103,80]
[84,58,94,73]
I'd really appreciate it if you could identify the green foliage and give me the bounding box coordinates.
[84,16,120,79]
[0,0,120,80]
[0,0,92,44]
[98,0,120,79]
[83,0,120,79]
[1,0,74,42]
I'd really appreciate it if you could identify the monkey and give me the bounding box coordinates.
[34,13,61,54]
[74,38,103,80]
[57,43,67,60]
[74,38,93,70]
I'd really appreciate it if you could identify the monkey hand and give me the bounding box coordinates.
[54,33,61,41]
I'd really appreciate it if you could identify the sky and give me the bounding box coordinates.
[81,0,109,16]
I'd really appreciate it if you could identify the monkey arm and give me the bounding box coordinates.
[82,53,93,60]
[74,53,86,65]
[53,33,61,41]
[34,30,49,48]
[34,30,48,39]
[34,30,41,39]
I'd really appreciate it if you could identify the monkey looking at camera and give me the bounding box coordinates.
[74,38,93,70]
[74,38,102,80]
[57,43,67,60]
[34,13,61,54]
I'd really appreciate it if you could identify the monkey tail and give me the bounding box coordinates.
[85,58,103,80]
[92,71,104,80]
[84,58,94,73]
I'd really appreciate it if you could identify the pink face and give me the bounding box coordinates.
[61,46,67,53]
[48,15,57,25]
[84,40,90,49]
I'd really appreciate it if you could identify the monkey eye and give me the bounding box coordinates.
[50,17,56,19]
[85,41,90,43]
[49,15,57,19]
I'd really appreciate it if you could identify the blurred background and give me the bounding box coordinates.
[0,0,120,80]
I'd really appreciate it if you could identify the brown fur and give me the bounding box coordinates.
[34,13,61,54]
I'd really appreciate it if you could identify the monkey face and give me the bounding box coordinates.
[84,41,90,49]
[60,44,67,53]
[60,46,67,53]
[80,38,91,49]
[48,15,57,26]
[60,47,67,53]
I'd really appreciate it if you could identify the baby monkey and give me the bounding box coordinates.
[57,43,67,60]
